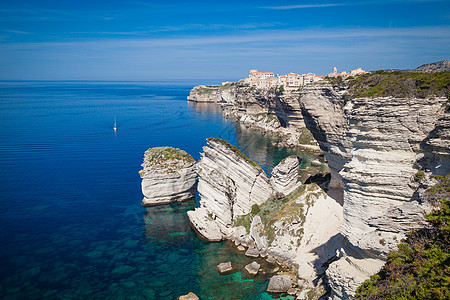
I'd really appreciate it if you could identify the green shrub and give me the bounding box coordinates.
[347,71,450,99]
[415,170,425,181]
[298,127,316,145]
[251,204,260,215]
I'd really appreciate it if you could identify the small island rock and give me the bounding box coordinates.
[140,147,197,206]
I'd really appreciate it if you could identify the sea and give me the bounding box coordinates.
[0,81,322,299]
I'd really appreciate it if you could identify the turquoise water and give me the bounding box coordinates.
[0,81,313,299]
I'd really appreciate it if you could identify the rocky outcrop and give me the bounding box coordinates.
[187,138,274,241]
[186,80,450,298]
[140,147,197,206]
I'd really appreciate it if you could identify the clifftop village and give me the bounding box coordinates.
[225,67,368,90]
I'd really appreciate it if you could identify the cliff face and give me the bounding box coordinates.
[188,84,319,149]
[299,84,449,297]
[300,85,448,251]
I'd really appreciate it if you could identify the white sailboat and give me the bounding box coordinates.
[113,117,117,132]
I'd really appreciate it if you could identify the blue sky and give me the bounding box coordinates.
[0,0,449,80]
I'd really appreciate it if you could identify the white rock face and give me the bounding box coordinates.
[271,156,301,196]
[187,138,273,241]
[140,147,197,206]
[250,216,268,252]
[326,246,385,299]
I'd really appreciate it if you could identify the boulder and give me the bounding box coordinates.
[267,275,292,293]
[271,156,301,197]
[245,247,259,258]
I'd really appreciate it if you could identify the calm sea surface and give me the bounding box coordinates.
[0,81,318,299]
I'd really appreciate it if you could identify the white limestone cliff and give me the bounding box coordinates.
[140,147,197,206]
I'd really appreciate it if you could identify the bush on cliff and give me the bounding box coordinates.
[355,174,450,300]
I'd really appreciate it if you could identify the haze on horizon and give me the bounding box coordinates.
[0,0,449,81]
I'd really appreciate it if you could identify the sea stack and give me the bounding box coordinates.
[140,147,197,206]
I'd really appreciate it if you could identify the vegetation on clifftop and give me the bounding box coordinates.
[140,147,195,176]
[355,174,450,299]
[144,147,195,165]
[346,71,450,99]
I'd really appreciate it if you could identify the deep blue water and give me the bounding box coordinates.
[0,81,317,299]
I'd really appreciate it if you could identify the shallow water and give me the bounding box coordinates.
[0,81,316,299]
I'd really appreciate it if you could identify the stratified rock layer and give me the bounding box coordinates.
[187,138,273,241]
[140,147,197,206]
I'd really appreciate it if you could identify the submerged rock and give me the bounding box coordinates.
[216,262,233,275]
[140,147,197,206]
[267,275,292,293]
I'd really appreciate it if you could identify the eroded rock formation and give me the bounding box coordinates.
[140,147,197,206]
